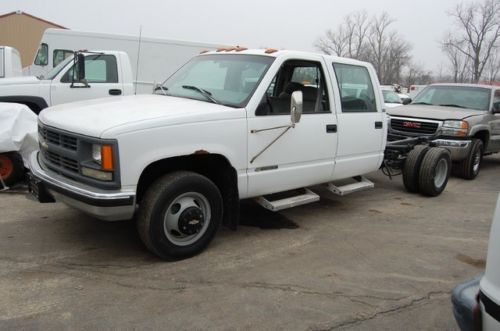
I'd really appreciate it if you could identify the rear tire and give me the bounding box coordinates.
[137,171,223,260]
[455,139,483,180]
[402,145,429,193]
[418,148,451,197]
[0,152,25,187]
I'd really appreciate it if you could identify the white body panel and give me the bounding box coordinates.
[24,28,223,93]
[0,46,22,79]
[480,194,500,325]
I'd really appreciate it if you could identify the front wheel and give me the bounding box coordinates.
[455,139,483,180]
[418,148,451,197]
[0,152,25,187]
[137,171,223,260]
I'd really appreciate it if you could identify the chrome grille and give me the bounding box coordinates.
[39,126,78,150]
[390,118,439,135]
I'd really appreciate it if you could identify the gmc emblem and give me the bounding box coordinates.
[403,121,421,129]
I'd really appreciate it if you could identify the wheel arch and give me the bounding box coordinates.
[0,96,48,114]
[472,130,489,150]
[136,153,240,229]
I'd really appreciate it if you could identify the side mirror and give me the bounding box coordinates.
[290,91,303,125]
[493,102,500,114]
[402,98,412,105]
[76,53,86,82]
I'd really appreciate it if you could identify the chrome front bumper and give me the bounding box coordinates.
[431,139,472,161]
[28,151,136,221]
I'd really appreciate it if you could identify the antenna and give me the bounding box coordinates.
[134,25,143,95]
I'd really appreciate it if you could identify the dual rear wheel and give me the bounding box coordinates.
[403,146,451,197]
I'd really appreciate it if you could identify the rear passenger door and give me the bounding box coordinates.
[330,62,386,180]
[50,54,124,106]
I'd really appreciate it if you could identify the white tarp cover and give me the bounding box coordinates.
[0,102,38,167]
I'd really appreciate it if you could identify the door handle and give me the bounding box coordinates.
[375,121,383,129]
[326,124,337,133]
[109,89,122,96]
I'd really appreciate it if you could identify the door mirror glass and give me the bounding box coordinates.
[291,91,303,124]
[493,102,500,114]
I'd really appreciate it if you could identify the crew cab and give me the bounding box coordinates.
[28,49,453,259]
[0,51,134,114]
[388,84,500,179]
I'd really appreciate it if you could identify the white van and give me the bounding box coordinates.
[24,28,224,92]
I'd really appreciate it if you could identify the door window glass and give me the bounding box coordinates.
[257,60,330,115]
[60,55,118,83]
[34,43,48,66]
[333,63,377,113]
[53,49,73,67]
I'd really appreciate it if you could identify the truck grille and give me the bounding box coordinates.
[39,126,80,176]
[39,126,78,150]
[390,118,439,135]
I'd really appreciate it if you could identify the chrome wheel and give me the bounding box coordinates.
[434,158,448,188]
[163,192,211,246]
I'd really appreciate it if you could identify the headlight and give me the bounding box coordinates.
[82,143,115,181]
[441,120,469,137]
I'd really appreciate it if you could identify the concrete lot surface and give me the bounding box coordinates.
[1,154,499,330]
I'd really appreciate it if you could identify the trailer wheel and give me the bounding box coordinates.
[402,145,429,193]
[455,139,483,180]
[137,171,223,260]
[418,148,451,197]
[0,152,25,187]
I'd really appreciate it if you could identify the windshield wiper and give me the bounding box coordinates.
[439,104,466,109]
[412,102,432,105]
[182,85,219,104]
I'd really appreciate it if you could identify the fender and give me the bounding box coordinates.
[0,96,48,114]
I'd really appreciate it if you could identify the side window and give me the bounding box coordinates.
[333,63,377,113]
[60,55,118,83]
[34,43,48,66]
[53,49,73,67]
[494,90,500,110]
[257,60,330,115]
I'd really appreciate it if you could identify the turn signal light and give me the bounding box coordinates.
[101,145,114,171]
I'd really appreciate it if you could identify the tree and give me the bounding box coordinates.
[442,0,500,83]
[315,11,412,84]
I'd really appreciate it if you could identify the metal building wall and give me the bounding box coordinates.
[0,11,65,67]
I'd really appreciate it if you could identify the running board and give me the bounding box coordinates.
[255,188,320,212]
[327,176,374,196]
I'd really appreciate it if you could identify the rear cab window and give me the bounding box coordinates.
[333,63,377,113]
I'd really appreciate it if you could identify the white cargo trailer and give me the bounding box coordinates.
[0,46,22,79]
[24,28,225,93]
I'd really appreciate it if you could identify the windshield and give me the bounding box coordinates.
[382,90,402,104]
[158,54,275,108]
[43,55,74,80]
[412,85,491,111]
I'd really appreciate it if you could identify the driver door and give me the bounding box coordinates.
[246,56,338,197]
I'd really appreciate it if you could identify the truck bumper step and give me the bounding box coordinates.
[327,176,374,196]
[255,188,320,212]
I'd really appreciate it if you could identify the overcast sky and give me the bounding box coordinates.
[1,0,462,73]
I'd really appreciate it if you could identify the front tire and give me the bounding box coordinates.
[137,171,223,260]
[418,148,451,197]
[455,139,483,180]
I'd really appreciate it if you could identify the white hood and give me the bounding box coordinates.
[0,76,40,86]
[39,94,244,138]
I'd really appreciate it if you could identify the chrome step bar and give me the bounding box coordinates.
[327,176,374,196]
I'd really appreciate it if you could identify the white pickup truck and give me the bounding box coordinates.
[28,49,453,259]
[0,51,136,114]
